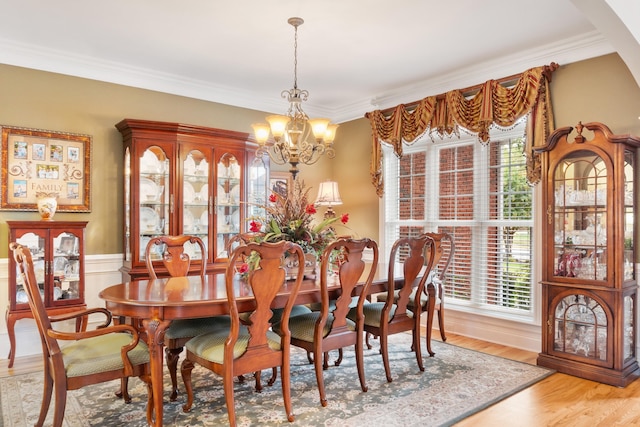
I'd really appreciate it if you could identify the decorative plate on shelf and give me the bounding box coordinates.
[140,207,159,232]
[140,178,159,202]
[140,150,161,173]
[183,182,196,203]
[200,210,209,227]
[140,236,151,259]
[199,184,209,203]
[183,210,195,232]
[184,155,196,175]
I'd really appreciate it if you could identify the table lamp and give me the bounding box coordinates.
[315,181,343,219]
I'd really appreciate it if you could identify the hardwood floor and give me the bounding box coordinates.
[3,333,640,426]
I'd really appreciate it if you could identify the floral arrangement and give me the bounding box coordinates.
[238,179,349,277]
[249,179,348,254]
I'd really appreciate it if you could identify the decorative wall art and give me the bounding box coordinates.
[269,171,291,198]
[1,126,91,212]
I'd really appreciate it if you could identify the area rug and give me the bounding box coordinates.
[1,333,553,427]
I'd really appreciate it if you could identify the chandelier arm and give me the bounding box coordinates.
[256,146,288,165]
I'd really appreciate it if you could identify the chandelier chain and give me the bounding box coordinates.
[293,21,298,90]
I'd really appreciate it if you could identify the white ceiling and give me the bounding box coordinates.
[0,0,628,123]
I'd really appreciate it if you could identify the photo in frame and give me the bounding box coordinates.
[269,171,292,198]
[1,125,91,212]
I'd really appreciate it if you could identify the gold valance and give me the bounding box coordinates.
[366,63,558,196]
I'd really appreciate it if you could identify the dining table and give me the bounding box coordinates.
[99,262,435,427]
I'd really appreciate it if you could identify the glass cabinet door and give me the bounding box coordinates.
[182,149,210,260]
[246,155,268,230]
[552,292,609,363]
[623,150,635,281]
[51,230,82,305]
[216,152,242,259]
[14,232,45,309]
[553,150,608,281]
[138,146,170,262]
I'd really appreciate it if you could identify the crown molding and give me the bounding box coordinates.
[0,31,613,125]
[332,30,614,123]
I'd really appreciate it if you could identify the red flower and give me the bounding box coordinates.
[249,220,262,233]
[269,193,277,203]
[238,263,249,274]
[305,204,317,214]
[341,213,349,224]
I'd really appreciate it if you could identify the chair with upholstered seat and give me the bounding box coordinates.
[145,234,232,401]
[283,237,379,407]
[180,240,305,426]
[353,235,436,382]
[372,231,454,354]
[10,242,152,427]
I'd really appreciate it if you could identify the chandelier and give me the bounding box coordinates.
[252,17,338,179]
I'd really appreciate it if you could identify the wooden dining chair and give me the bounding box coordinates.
[355,235,436,382]
[180,240,305,426]
[10,242,153,427]
[145,234,232,401]
[282,237,379,407]
[373,231,455,352]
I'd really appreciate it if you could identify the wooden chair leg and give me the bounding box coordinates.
[53,377,67,427]
[223,371,237,426]
[413,323,425,372]
[334,348,344,366]
[355,339,368,393]
[313,350,328,407]
[425,284,437,357]
[267,367,278,386]
[254,371,263,392]
[37,372,54,427]
[281,357,294,422]
[165,347,182,401]
[323,351,330,370]
[117,377,131,403]
[380,331,392,382]
[437,306,447,341]
[365,331,373,349]
[180,359,195,413]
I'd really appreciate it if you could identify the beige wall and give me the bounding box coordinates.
[0,53,639,258]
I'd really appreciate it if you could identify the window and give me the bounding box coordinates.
[382,123,535,319]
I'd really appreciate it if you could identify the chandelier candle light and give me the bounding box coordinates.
[252,17,338,179]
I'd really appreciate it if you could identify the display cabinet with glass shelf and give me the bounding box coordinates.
[535,121,640,386]
[6,220,88,368]
[116,119,267,280]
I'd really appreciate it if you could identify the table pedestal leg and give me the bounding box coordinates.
[142,318,171,427]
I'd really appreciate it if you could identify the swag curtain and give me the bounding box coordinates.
[366,63,558,196]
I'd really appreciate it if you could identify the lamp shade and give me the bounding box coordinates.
[315,181,343,206]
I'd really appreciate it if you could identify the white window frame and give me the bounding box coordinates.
[379,123,542,325]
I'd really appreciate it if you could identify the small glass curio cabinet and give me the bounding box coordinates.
[6,220,87,368]
[535,121,640,386]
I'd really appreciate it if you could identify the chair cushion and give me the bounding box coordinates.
[239,305,312,325]
[285,312,355,342]
[62,333,149,378]
[347,302,398,328]
[165,316,232,340]
[309,296,358,312]
[186,326,281,364]
[375,278,442,309]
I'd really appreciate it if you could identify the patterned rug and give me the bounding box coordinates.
[1,333,553,426]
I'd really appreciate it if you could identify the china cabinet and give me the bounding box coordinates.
[116,119,267,280]
[534,122,640,386]
[6,220,87,368]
